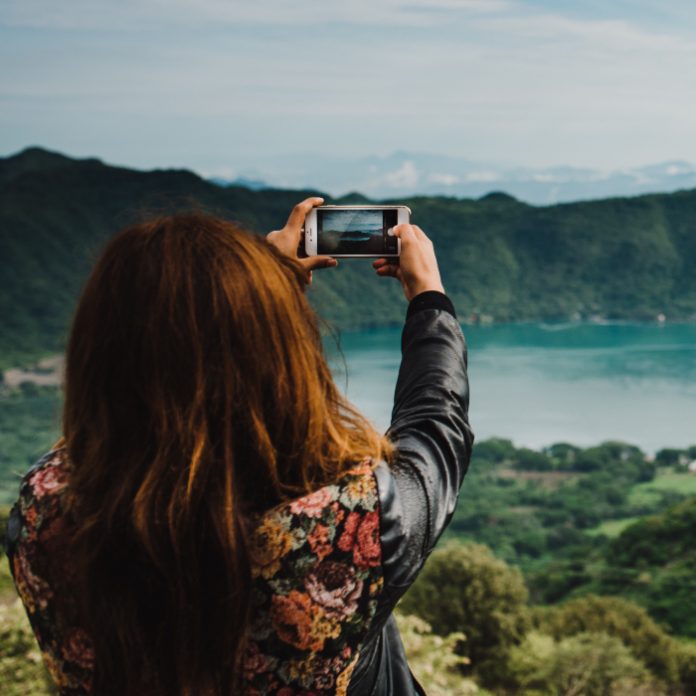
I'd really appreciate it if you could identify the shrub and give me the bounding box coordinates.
[676,641,696,696]
[535,595,680,685]
[399,542,529,685]
[507,630,664,696]
[0,600,54,695]
[394,612,480,696]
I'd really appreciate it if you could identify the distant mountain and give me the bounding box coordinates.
[210,152,696,205]
[0,146,85,186]
[2,146,696,368]
[209,175,269,191]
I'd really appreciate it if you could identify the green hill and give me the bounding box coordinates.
[2,146,696,368]
[596,496,696,636]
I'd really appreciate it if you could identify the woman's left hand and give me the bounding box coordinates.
[266,197,337,284]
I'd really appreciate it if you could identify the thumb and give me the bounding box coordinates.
[300,256,338,272]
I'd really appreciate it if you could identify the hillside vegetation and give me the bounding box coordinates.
[599,496,696,636]
[2,147,696,368]
[2,382,695,640]
[3,510,696,695]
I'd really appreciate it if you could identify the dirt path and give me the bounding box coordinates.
[3,355,64,388]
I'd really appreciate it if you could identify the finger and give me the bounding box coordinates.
[286,197,324,233]
[299,256,338,273]
[391,224,417,241]
[378,267,404,283]
[412,225,428,241]
[375,263,399,278]
[372,258,390,269]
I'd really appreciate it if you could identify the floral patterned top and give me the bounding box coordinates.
[7,448,384,695]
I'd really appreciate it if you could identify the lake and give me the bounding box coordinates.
[328,322,696,453]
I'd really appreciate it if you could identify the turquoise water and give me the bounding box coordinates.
[327,323,696,453]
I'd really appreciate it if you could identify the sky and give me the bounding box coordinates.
[2,0,696,178]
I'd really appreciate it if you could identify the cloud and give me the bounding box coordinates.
[666,163,692,176]
[429,172,460,186]
[381,160,420,188]
[3,0,696,170]
[464,171,500,183]
[483,11,696,53]
[0,0,512,31]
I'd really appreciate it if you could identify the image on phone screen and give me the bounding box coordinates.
[317,210,399,255]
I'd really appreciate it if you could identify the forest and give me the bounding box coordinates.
[2,146,696,369]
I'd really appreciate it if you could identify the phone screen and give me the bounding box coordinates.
[317,209,399,255]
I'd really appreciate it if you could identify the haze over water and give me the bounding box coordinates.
[329,323,696,454]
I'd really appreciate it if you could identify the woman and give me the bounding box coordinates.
[6,197,473,695]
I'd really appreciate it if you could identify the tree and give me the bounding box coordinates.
[545,443,580,470]
[535,595,681,685]
[398,542,529,684]
[514,448,553,471]
[472,438,516,464]
[394,612,477,696]
[655,448,684,467]
[507,631,662,696]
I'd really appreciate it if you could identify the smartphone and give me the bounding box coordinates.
[304,205,411,258]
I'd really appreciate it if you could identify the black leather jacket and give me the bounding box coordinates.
[348,292,474,695]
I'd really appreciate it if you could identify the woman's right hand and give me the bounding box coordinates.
[372,224,445,302]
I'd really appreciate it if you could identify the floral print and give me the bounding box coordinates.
[7,449,384,695]
[245,458,384,694]
[8,450,94,694]
[337,511,381,569]
[289,486,337,518]
[304,561,363,618]
[27,460,69,498]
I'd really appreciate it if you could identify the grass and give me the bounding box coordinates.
[631,473,696,498]
[1,509,16,601]
[628,486,664,507]
[586,517,643,538]
[0,561,16,603]
[586,471,696,538]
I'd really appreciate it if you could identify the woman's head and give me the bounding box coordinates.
[63,212,391,695]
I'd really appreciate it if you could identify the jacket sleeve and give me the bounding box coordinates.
[375,295,473,599]
[6,454,95,696]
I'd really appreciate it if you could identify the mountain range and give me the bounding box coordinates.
[1,146,696,369]
[209,152,696,206]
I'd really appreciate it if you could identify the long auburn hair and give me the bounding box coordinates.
[63,212,393,695]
